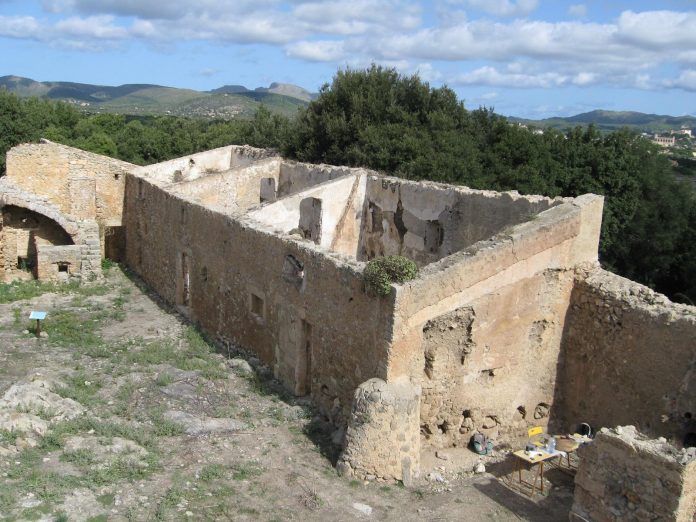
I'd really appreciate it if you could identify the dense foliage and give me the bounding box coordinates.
[1,66,695,304]
[285,66,696,304]
[364,256,419,296]
[0,91,288,171]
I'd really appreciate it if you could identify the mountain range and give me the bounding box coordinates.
[2,75,695,133]
[509,110,696,134]
[0,75,315,119]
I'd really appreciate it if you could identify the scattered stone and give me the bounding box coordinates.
[474,462,486,474]
[39,331,48,338]
[435,450,450,461]
[352,502,373,516]
[228,358,253,375]
[427,472,445,483]
[163,410,246,435]
[61,488,105,521]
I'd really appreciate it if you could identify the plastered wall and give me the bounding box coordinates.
[359,177,563,266]
[559,269,696,443]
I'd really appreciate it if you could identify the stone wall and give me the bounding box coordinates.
[168,158,281,213]
[387,195,605,449]
[35,242,81,281]
[132,145,275,186]
[123,174,395,423]
[337,378,421,483]
[359,177,563,266]
[249,175,366,256]
[559,269,696,443]
[5,141,133,226]
[571,426,696,522]
[0,181,102,282]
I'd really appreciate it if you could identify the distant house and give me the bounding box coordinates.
[652,134,676,147]
[671,128,693,138]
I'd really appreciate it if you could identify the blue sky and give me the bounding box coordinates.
[0,0,695,118]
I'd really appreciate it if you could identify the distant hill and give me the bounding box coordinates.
[0,75,312,119]
[510,109,696,134]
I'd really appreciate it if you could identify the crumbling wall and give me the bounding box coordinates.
[337,378,421,483]
[559,269,696,443]
[248,175,366,257]
[123,174,394,424]
[571,426,696,522]
[418,270,574,448]
[5,141,132,226]
[277,161,356,198]
[169,158,281,213]
[359,177,562,266]
[134,145,275,186]
[387,195,604,449]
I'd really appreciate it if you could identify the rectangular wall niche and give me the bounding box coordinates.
[299,197,322,244]
[260,178,277,203]
[250,292,265,320]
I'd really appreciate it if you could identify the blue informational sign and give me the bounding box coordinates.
[29,311,47,321]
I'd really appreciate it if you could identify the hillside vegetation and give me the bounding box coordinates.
[1,66,694,304]
[0,75,309,119]
[511,109,696,134]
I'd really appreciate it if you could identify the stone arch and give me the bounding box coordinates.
[0,184,101,281]
[0,191,80,240]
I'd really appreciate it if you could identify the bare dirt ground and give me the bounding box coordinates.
[0,267,574,521]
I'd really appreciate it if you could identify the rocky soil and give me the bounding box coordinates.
[0,268,573,521]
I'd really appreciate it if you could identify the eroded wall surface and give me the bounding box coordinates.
[571,426,696,522]
[359,177,562,266]
[387,195,605,449]
[559,269,696,442]
[124,175,395,423]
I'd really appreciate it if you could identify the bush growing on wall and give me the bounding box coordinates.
[364,256,418,296]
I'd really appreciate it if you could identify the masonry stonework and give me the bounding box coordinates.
[2,141,695,496]
[571,426,696,522]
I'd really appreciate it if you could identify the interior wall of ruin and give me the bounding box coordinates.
[133,145,275,186]
[385,196,605,448]
[248,175,366,256]
[276,162,357,199]
[358,177,563,266]
[0,206,74,281]
[123,174,395,423]
[558,269,696,444]
[169,158,281,213]
[5,141,132,226]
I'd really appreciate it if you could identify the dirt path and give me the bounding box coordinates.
[0,268,573,521]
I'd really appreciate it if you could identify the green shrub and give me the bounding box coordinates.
[363,256,418,296]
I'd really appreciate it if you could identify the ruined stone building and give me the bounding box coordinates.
[1,141,695,518]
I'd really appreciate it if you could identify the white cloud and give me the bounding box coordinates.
[55,15,128,39]
[665,70,696,92]
[568,4,586,18]
[457,0,538,17]
[617,10,696,49]
[0,15,42,39]
[286,40,346,62]
[454,66,569,88]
